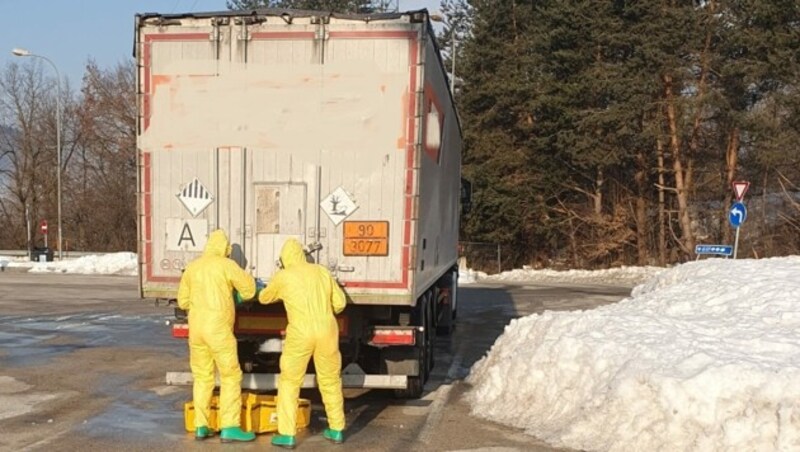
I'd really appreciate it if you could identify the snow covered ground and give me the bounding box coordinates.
[0,252,137,276]
[1,252,664,286]
[459,264,664,286]
[466,256,800,451]
[5,251,799,450]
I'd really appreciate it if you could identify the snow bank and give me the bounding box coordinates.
[460,265,664,286]
[466,256,800,451]
[24,252,138,276]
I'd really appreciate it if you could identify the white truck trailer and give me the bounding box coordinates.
[135,8,463,397]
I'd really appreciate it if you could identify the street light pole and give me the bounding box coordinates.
[12,48,63,260]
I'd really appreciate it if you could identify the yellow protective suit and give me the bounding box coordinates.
[177,229,255,430]
[258,238,347,436]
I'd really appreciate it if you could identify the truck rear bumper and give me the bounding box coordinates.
[166,371,408,390]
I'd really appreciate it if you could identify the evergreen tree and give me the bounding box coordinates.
[458,0,559,267]
[435,0,471,95]
[226,0,397,13]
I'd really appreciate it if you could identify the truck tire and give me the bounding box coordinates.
[451,267,459,321]
[436,304,453,336]
[399,375,424,399]
[427,299,435,371]
[394,296,431,399]
[436,268,458,335]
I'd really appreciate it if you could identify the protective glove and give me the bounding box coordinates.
[233,278,266,305]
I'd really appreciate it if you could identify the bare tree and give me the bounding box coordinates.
[0,62,62,250]
[72,60,137,251]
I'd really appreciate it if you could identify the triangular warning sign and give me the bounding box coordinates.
[732,180,750,201]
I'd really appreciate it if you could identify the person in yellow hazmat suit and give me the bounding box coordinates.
[177,229,258,443]
[258,238,347,448]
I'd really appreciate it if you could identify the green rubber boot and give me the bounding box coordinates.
[323,428,344,444]
[195,426,213,441]
[271,434,297,449]
[220,426,256,443]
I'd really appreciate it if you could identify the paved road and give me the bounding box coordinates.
[0,273,633,451]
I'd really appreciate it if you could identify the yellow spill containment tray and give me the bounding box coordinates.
[184,392,311,434]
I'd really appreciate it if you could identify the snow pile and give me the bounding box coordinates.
[0,254,30,269]
[460,265,664,286]
[458,267,485,284]
[25,252,138,276]
[466,256,800,451]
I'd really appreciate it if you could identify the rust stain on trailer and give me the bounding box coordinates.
[256,186,281,234]
[397,91,409,149]
[152,75,171,88]
[151,75,172,105]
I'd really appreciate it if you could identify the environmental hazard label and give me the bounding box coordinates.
[321,187,358,226]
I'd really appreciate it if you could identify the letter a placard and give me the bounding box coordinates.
[166,218,208,252]
[732,180,750,202]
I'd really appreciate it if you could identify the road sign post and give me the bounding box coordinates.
[728,200,747,259]
[40,219,48,248]
[728,180,750,259]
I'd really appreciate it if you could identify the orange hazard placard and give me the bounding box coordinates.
[343,221,389,256]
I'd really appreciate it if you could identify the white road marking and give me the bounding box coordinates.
[417,343,465,444]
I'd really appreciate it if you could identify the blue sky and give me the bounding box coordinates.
[0,0,439,87]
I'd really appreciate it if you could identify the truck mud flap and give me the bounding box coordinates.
[166,372,408,390]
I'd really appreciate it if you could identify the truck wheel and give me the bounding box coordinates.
[393,297,431,399]
[437,269,458,335]
[397,375,424,399]
[436,299,453,336]
[427,300,435,371]
[451,267,458,322]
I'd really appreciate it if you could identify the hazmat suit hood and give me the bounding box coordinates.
[204,229,232,258]
[279,238,306,269]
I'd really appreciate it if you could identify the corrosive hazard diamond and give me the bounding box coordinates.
[177,177,213,217]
